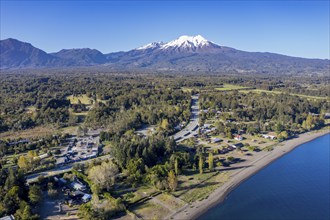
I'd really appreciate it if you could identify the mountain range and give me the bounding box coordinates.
[1,35,329,74]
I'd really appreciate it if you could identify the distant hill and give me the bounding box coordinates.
[51,48,107,66]
[1,36,329,75]
[0,38,60,69]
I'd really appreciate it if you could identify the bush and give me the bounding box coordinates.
[263,146,274,151]
[53,149,61,155]
[227,156,235,162]
[248,146,257,151]
[216,161,223,167]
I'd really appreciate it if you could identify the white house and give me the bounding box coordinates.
[212,138,222,143]
[234,135,243,141]
[82,194,92,203]
[71,181,86,191]
[231,142,244,149]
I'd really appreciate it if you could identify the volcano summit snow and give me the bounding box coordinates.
[135,35,221,53]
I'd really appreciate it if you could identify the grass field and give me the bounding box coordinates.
[170,170,229,203]
[59,126,79,135]
[175,171,228,203]
[0,125,57,139]
[215,84,253,91]
[155,193,186,210]
[66,94,93,105]
[240,89,328,100]
[181,87,194,93]
[131,200,171,220]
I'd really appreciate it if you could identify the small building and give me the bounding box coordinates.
[231,143,244,149]
[56,156,67,166]
[38,153,49,159]
[234,135,243,141]
[8,139,29,146]
[59,178,67,185]
[212,138,222,143]
[82,194,92,203]
[262,134,277,140]
[71,181,86,191]
[238,129,245,134]
[0,215,15,220]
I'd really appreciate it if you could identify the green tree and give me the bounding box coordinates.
[126,158,144,185]
[174,157,179,175]
[88,161,119,191]
[303,115,315,130]
[17,155,29,171]
[22,205,32,220]
[167,170,178,192]
[161,118,169,130]
[278,131,289,140]
[29,185,42,204]
[208,152,214,171]
[199,155,204,174]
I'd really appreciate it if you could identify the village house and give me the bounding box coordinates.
[0,215,15,220]
[234,135,243,141]
[211,138,222,143]
[71,180,86,191]
[262,134,277,140]
[231,142,244,149]
[82,193,92,203]
[8,139,29,146]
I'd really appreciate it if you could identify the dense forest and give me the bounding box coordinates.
[1,71,329,134]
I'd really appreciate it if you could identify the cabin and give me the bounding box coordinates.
[231,143,244,149]
[71,181,86,191]
[82,194,92,203]
[211,138,222,143]
[262,134,277,140]
[234,135,243,141]
[0,215,15,220]
[8,139,29,146]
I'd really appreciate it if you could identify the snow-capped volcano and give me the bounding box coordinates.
[136,35,221,52]
[161,35,213,49]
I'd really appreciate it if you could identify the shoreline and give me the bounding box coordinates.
[169,129,330,220]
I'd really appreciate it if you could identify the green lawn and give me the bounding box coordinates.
[215,84,253,91]
[181,87,193,93]
[175,171,228,203]
[240,89,328,100]
[66,94,93,105]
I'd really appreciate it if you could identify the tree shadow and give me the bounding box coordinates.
[217,165,252,172]
[175,181,220,197]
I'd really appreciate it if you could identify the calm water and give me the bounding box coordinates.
[200,134,330,220]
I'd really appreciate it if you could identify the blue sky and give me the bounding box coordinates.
[1,1,329,58]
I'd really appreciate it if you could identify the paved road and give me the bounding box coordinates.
[172,94,200,143]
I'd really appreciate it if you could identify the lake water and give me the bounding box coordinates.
[199,134,330,220]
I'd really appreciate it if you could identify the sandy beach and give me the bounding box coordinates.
[168,129,330,220]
